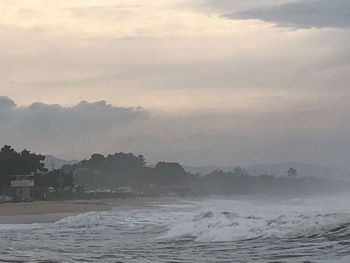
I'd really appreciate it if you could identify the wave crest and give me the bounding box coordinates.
[164,210,350,242]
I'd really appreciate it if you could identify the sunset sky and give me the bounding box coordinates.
[1,0,350,166]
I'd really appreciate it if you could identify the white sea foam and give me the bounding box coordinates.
[163,195,350,242]
[49,194,350,242]
[54,207,189,231]
[0,223,45,231]
[1,195,350,262]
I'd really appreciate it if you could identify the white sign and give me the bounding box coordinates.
[11,180,35,187]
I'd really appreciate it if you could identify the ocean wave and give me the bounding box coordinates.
[55,211,108,229]
[54,208,186,231]
[0,223,45,231]
[163,207,350,242]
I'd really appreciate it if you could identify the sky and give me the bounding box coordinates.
[1,0,350,167]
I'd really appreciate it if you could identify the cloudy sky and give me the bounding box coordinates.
[1,0,350,167]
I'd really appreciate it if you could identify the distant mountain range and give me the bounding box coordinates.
[185,162,350,180]
[43,155,78,170]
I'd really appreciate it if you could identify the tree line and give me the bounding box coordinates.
[62,152,194,189]
[1,144,348,198]
[0,145,74,194]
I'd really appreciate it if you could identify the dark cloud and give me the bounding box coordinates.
[20,100,145,131]
[227,0,350,29]
[2,96,350,167]
[0,97,146,156]
[195,0,295,13]
[0,96,16,110]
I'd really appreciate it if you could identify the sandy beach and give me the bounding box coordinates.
[0,197,162,224]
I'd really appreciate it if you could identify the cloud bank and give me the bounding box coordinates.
[229,0,350,29]
[3,96,350,168]
[0,97,146,157]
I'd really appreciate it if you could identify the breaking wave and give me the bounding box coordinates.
[2,195,350,262]
[163,196,350,243]
[54,208,186,232]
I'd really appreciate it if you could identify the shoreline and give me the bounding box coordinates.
[0,197,172,224]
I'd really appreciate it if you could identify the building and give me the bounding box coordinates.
[11,174,35,202]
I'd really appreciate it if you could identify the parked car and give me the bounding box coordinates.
[96,188,111,193]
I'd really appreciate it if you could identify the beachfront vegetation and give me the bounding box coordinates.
[0,145,349,201]
[58,151,350,196]
[0,145,74,195]
[63,153,193,189]
[0,145,46,191]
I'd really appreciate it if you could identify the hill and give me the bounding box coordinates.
[185,162,350,180]
[43,155,78,170]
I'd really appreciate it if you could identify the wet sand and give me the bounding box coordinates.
[0,197,163,224]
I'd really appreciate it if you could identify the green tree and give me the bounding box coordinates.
[0,145,46,191]
[35,169,74,191]
[154,162,189,184]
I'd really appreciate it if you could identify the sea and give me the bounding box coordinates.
[1,194,350,262]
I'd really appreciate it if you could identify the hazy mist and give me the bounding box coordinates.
[1,0,350,167]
